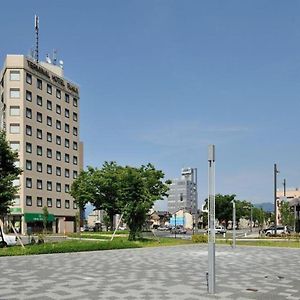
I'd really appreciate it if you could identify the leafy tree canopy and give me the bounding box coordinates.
[0,131,22,216]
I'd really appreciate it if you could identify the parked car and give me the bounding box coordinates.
[207,226,227,234]
[171,226,187,234]
[0,227,17,247]
[262,226,290,236]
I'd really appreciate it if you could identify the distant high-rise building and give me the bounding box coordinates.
[0,55,82,234]
[167,168,198,214]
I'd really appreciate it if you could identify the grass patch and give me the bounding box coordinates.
[0,239,141,256]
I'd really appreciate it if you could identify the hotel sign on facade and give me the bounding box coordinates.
[27,59,79,95]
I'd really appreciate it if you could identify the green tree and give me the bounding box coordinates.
[0,131,22,217]
[120,164,170,241]
[42,206,49,233]
[280,201,294,227]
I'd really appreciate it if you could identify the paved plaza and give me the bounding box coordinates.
[0,244,299,300]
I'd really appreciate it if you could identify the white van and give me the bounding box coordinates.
[0,226,17,247]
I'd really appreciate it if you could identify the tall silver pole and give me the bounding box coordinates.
[208,145,215,294]
[274,164,279,235]
[232,200,236,249]
[250,206,253,233]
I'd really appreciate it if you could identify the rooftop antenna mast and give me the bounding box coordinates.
[34,15,39,63]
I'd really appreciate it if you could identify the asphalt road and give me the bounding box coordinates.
[0,244,299,299]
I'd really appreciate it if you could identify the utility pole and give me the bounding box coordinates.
[283,179,286,197]
[274,164,279,235]
[208,145,216,294]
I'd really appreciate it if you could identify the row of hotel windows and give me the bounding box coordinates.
[25,144,78,165]
[25,160,76,177]
[25,91,78,120]
[9,123,78,139]
[25,178,71,192]
[9,70,78,107]
[10,88,78,108]
[25,196,77,209]
[10,138,78,153]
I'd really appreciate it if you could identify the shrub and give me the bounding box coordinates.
[192,234,208,243]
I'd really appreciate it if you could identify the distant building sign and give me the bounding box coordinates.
[26,59,79,95]
[181,168,192,176]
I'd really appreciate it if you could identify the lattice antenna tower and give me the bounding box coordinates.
[34,15,39,63]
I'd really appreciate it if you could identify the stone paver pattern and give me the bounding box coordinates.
[0,244,299,299]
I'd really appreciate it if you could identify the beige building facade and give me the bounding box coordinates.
[0,55,82,234]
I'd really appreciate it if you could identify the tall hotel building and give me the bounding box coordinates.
[0,55,82,234]
[168,168,198,214]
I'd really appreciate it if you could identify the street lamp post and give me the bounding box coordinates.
[208,145,216,294]
[250,206,253,233]
[274,164,279,235]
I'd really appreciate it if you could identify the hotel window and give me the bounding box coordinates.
[9,124,20,134]
[10,88,20,98]
[47,148,52,158]
[65,153,70,163]
[37,129,43,139]
[26,73,32,84]
[37,197,43,207]
[65,124,70,133]
[56,89,61,99]
[26,125,32,136]
[37,79,42,90]
[47,181,52,191]
[37,179,43,190]
[26,196,32,206]
[14,160,20,168]
[56,183,61,192]
[56,120,61,130]
[14,196,20,206]
[47,164,52,174]
[56,104,61,114]
[26,160,32,170]
[65,168,70,178]
[47,116,52,126]
[10,141,20,152]
[10,70,20,81]
[73,141,78,150]
[47,198,52,207]
[36,112,43,123]
[65,184,70,193]
[65,200,70,209]
[37,95,42,106]
[73,170,78,179]
[9,106,20,116]
[65,93,70,103]
[73,201,77,209]
[47,132,52,142]
[26,108,32,119]
[73,98,78,107]
[73,127,78,136]
[13,178,20,187]
[37,162,42,172]
[56,166,61,176]
[26,142,32,153]
[56,199,61,208]
[56,135,61,145]
[73,112,78,122]
[65,109,69,118]
[26,90,32,101]
[65,138,70,148]
[56,151,61,161]
[26,178,32,188]
[73,156,78,165]
[47,100,52,110]
[37,145,43,156]
[47,84,52,94]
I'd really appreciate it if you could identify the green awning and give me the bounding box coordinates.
[24,213,54,222]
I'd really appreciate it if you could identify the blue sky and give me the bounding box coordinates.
[1,1,300,209]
